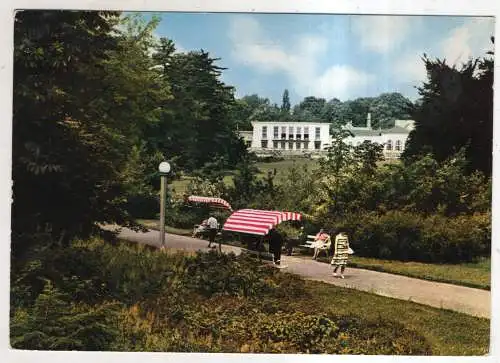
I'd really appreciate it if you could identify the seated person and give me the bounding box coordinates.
[312,228,331,260]
[192,219,208,238]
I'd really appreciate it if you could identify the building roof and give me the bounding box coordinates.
[381,126,412,134]
[346,125,411,137]
[348,129,383,137]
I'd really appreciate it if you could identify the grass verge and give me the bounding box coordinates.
[304,279,489,355]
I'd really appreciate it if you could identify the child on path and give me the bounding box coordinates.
[331,230,350,278]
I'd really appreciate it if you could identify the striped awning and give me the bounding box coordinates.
[187,195,232,211]
[222,209,302,236]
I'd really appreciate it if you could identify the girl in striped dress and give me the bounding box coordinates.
[331,231,350,278]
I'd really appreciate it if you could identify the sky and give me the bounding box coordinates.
[143,12,495,106]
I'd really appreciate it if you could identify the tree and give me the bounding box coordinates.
[316,129,355,218]
[292,96,326,121]
[12,10,145,247]
[152,44,247,171]
[403,38,494,175]
[353,141,384,176]
[369,93,413,129]
[280,89,291,116]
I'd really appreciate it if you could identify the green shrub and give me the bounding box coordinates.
[11,280,121,350]
[183,250,277,297]
[335,211,491,263]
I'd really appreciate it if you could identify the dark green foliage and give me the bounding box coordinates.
[246,92,413,126]
[12,11,165,249]
[403,40,494,175]
[11,280,120,350]
[280,89,291,115]
[152,43,247,172]
[183,250,277,297]
[330,211,490,263]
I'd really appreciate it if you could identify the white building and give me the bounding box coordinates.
[341,114,415,159]
[249,121,331,156]
[240,115,415,159]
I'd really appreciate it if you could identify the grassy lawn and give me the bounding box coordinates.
[303,279,489,355]
[170,158,319,196]
[313,254,491,290]
[256,158,319,173]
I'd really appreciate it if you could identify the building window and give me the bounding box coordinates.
[296,127,302,140]
[280,141,286,149]
[261,140,268,148]
[304,142,309,150]
[395,140,401,151]
[386,140,393,151]
[314,141,321,150]
[288,126,294,139]
[273,141,278,149]
[262,126,267,139]
[273,126,279,139]
[296,142,301,150]
[281,126,287,139]
[315,127,321,140]
[304,127,309,140]
[288,141,294,150]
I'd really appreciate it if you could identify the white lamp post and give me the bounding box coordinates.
[158,161,171,249]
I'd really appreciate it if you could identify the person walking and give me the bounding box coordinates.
[268,228,284,266]
[206,215,218,249]
[331,230,350,278]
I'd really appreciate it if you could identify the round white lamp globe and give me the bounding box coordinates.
[158,161,171,174]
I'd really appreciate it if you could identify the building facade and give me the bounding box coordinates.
[249,121,331,155]
[240,115,415,159]
[341,114,415,159]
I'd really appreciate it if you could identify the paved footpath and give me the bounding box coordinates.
[112,226,490,319]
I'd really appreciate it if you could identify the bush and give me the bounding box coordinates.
[165,206,206,229]
[11,280,121,350]
[183,250,278,297]
[334,211,491,263]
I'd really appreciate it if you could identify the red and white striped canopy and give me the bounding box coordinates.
[222,209,302,236]
[187,195,232,211]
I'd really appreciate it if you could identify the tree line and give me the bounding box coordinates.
[233,91,414,130]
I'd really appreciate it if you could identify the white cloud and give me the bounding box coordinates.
[351,15,418,54]
[228,16,373,100]
[394,51,427,83]
[313,65,375,99]
[394,18,494,86]
[440,18,494,66]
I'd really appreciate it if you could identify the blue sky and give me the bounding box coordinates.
[142,12,494,106]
